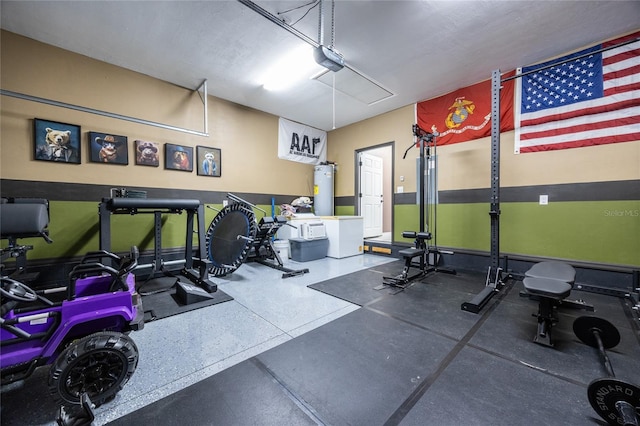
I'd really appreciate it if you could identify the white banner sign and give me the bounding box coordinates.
[278,117,327,164]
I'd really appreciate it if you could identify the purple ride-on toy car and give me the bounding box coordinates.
[0,246,144,407]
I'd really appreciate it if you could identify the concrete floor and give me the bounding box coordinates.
[0,253,396,426]
[3,252,639,426]
[100,253,399,425]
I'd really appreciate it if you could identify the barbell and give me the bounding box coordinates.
[573,316,639,426]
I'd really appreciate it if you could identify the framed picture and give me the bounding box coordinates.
[196,146,221,177]
[165,143,193,172]
[34,118,81,164]
[89,132,128,165]
[134,140,160,167]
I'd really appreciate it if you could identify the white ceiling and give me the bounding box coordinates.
[2,1,639,131]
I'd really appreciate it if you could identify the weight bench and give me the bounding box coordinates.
[525,261,576,285]
[522,261,592,347]
[1,198,52,279]
[378,231,431,292]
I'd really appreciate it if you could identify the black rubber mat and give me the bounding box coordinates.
[108,308,458,426]
[399,346,591,426]
[108,358,317,426]
[368,271,485,340]
[0,367,57,426]
[137,276,233,322]
[470,282,640,386]
[256,308,458,425]
[88,267,640,426]
[307,260,412,305]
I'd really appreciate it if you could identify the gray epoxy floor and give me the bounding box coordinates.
[0,253,397,426]
[104,265,640,426]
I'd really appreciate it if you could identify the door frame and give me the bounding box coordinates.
[354,141,395,243]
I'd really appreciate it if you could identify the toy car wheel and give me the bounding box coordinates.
[48,331,139,406]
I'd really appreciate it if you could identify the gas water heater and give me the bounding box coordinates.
[313,164,335,216]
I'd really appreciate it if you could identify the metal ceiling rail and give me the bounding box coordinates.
[237,0,320,48]
[1,79,209,137]
[238,0,396,110]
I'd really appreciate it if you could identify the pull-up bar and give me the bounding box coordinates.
[462,34,639,314]
[501,36,639,83]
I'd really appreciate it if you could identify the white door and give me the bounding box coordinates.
[359,152,383,238]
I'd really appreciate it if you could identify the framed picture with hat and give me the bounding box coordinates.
[89,132,128,165]
[165,143,193,172]
[134,140,160,167]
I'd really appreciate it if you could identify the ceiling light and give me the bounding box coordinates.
[261,45,321,91]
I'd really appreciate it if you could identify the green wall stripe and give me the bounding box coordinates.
[0,199,280,260]
[4,180,638,267]
[335,205,355,216]
[401,201,639,267]
[500,201,639,265]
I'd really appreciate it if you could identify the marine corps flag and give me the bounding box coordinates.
[416,71,515,145]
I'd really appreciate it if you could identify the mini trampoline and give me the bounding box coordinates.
[205,201,257,277]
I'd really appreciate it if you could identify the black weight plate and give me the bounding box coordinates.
[588,378,640,426]
[573,316,620,349]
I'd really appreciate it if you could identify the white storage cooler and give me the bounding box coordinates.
[320,216,364,258]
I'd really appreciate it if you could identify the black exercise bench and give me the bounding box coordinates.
[1,198,52,280]
[98,197,216,294]
[522,261,592,347]
[378,231,432,292]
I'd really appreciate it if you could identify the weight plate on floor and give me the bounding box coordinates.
[573,316,620,349]
[588,378,640,426]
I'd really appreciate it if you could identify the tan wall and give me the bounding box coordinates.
[328,105,415,196]
[435,131,640,192]
[0,30,314,196]
[2,30,639,267]
[9,27,635,201]
[329,104,640,197]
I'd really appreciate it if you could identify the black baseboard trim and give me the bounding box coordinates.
[385,243,639,294]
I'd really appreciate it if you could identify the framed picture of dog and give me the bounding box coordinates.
[33,118,81,164]
[134,140,160,167]
[165,143,193,172]
[89,132,128,165]
[196,146,221,177]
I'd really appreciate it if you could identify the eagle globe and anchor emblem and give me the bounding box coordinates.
[434,96,491,138]
[445,97,475,129]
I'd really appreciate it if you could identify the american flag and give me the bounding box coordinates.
[514,32,640,153]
